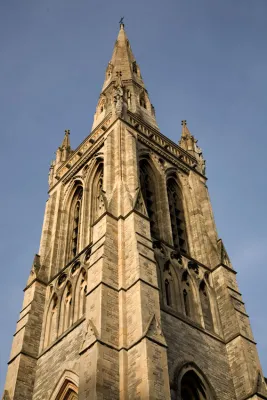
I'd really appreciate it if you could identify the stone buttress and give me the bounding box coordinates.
[2,23,267,400]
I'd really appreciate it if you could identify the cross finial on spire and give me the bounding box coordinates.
[119,17,124,28]
[64,129,70,136]
[181,120,187,126]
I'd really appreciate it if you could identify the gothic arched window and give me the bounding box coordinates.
[139,159,159,239]
[182,272,193,318]
[58,282,73,336]
[165,279,172,306]
[167,178,188,253]
[93,163,104,222]
[132,61,138,73]
[68,186,83,262]
[181,370,208,400]
[199,281,213,331]
[140,91,147,109]
[44,293,58,348]
[74,268,87,322]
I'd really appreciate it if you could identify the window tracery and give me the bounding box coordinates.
[67,186,83,263]
[167,178,188,253]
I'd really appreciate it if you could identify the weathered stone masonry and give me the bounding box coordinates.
[2,23,267,400]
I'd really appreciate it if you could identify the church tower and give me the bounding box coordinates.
[3,23,267,400]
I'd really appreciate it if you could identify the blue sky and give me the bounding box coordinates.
[0,0,267,392]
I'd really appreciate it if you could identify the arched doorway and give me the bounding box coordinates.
[181,370,207,400]
[54,379,78,400]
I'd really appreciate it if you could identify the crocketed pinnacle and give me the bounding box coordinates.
[60,129,71,150]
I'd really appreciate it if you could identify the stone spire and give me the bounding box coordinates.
[179,120,206,175]
[92,23,159,130]
[102,22,145,91]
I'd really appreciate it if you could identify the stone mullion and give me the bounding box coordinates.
[80,187,90,251]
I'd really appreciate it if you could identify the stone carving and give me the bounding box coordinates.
[113,71,127,118]
[58,273,67,288]
[106,62,113,79]
[170,250,182,265]
[188,260,199,275]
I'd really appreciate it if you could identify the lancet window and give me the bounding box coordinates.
[182,272,193,318]
[139,91,147,109]
[74,268,87,322]
[139,159,159,239]
[199,281,213,331]
[44,293,58,348]
[165,279,172,306]
[132,61,138,73]
[93,163,104,222]
[167,178,188,253]
[68,186,83,262]
[58,282,73,336]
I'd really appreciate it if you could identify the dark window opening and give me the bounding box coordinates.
[167,178,188,253]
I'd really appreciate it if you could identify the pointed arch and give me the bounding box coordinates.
[173,361,217,400]
[92,162,104,223]
[139,158,159,239]
[44,293,59,348]
[66,184,83,263]
[50,370,79,400]
[199,280,214,331]
[181,271,195,319]
[139,90,147,109]
[162,261,181,311]
[166,176,188,254]
[58,281,73,336]
[73,268,87,322]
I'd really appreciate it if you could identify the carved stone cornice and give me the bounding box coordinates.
[138,135,190,174]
